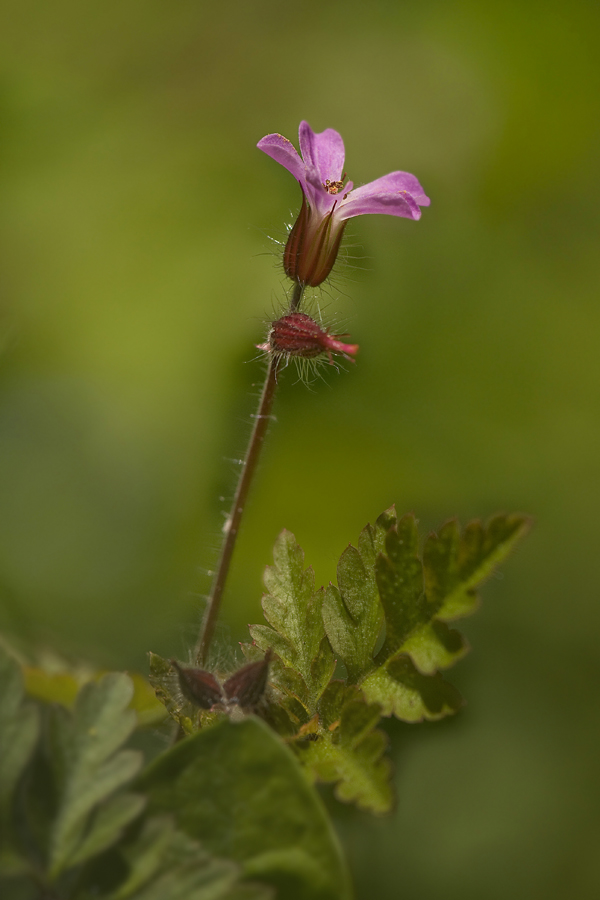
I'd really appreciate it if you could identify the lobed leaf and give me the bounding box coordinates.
[392,619,468,676]
[363,512,530,721]
[375,514,434,662]
[247,508,529,811]
[250,530,335,709]
[424,514,531,620]
[0,647,40,821]
[299,683,393,814]
[0,646,40,880]
[321,507,395,683]
[48,673,143,878]
[361,655,464,722]
[67,792,146,869]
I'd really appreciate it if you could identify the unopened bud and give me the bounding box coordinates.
[171,659,222,710]
[223,648,272,710]
[171,650,273,713]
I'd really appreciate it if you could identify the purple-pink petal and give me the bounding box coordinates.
[299,121,345,183]
[338,190,423,221]
[348,171,430,207]
[257,133,306,186]
[302,164,335,215]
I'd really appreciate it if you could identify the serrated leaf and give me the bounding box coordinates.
[424,513,531,620]
[361,654,464,722]
[48,673,143,878]
[359,512,530,720]
[254,531,334,708]
[248,507,528,811]
[315,681,361,730]
[299,691,392,814]
[137,717,351,900]
[0,647,40,822]
[375,514,434,661]
[322,508,395,682]
[399,620,469,675]
[247,626,294,670]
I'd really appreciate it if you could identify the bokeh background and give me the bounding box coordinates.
[1,0,599,897]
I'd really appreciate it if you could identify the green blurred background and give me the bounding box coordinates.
[1,0,599,896]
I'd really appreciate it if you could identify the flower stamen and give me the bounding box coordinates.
[322,172,347,194]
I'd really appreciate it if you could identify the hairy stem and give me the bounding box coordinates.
[196,282,304,663]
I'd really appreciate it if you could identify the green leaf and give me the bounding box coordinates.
[111,815,177,900]
[111,816,270,900]
[250,531,335,709]
[49,673,143,878]
[299,683,393,814]
[247,508,529,811]
[359,512,530,722]
[23,666,81,708]
[423,514,531,620]
[375,514,433,661]
[0,646,40,879]
[398,620,469,675]
[137,717,351,900]
[361,655,464,722]
[23,666,166,728]
[0,647,40,822]
[321,507,395,683]
[67,792,146,868]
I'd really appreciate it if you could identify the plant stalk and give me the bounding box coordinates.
[196,282,304,663]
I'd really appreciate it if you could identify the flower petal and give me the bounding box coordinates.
[303,163,336,215]
[338,190,423,221]
[299,121,345,182]
[347,171,430,207]
[257,133,306,185]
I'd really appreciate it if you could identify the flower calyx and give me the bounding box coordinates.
[258,312,359,364]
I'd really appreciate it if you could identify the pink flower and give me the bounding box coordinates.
[258,121,430,287]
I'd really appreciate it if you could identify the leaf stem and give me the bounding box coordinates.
[196,282,304,663]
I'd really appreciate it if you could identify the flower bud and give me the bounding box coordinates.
[171,659,222,709]
[223,649,272,710]
[258,312,358,364]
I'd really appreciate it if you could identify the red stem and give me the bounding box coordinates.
[196,282,304,663]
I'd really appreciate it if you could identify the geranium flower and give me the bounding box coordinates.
[258,120,430,287]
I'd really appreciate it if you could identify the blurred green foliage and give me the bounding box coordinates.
[0,0,599,897]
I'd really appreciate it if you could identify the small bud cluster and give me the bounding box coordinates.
[258,312,358,364]
[172,649,272,714]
